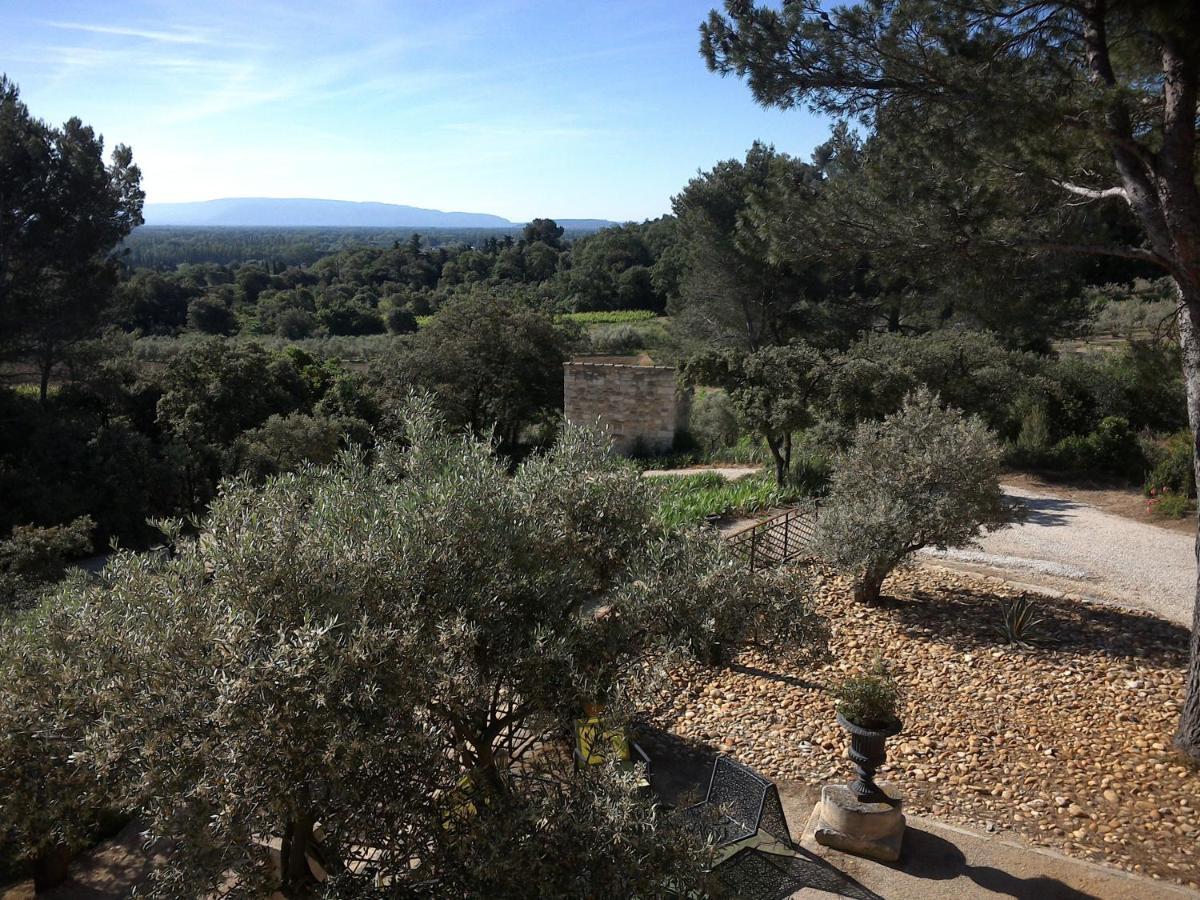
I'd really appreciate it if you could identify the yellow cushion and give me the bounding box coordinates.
[574,716,631,765]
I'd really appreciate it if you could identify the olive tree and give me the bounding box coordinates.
[1,403,824,896]
[818,389,1013,603]
[0,591,124,889]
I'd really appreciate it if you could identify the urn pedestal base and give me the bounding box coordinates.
[814,781,905,862]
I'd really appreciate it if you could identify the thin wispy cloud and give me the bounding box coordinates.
[3,0,830,220]
[44,20,211,45]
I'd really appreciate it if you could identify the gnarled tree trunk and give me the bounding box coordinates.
[854,565,890,605]
[278,800,317,896]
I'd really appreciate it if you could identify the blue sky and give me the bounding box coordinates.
[1,1,830,221]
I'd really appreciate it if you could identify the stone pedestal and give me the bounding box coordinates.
[814,782,905,862]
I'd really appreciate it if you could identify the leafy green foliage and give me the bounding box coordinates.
[0,409,825,894]
[0,412,825,897]
[420,767,710,898]
[670,142,868,353]
[1145,430,1196,499]
[0,77,144,402]
[557,219,678,313]
[585,323,648,356]
[1148,490,1193,520]
[833,660,900,729]
[0,517,93,584]
[560,309,657,325]
[682,342,824,484]
[818,389,1012,603]
[373,291,577,448]
[0,517,93,612]
[688,389,740,453]
[226,413,344,481]
[1045,417,1145,480]
[824,331,1038,440]
[0,592,123,871]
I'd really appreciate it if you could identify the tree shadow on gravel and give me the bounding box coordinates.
[1011,495,1078,527]
[882,586,1189,667]
[724,662,824,692]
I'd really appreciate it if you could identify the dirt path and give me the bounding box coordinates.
[923,484,1195,626]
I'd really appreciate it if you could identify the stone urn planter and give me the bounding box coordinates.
[836,712,902,803]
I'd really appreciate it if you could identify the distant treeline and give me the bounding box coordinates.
[123,225,610,269]
[112,218,682,341]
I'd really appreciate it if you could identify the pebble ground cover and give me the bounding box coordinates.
[641,565,1200,888]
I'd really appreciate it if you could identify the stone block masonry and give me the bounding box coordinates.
[563,362,690,455]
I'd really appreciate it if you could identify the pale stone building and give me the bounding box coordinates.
[563,361,690,455]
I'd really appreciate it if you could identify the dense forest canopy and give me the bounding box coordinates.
[110,218,683,340]
[122,224,613,269]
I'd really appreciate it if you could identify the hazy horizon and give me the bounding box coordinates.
[1,0,831,222]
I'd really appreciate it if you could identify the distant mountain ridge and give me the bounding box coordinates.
[142,198,617,230]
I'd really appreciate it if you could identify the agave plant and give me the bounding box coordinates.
[996,594,1046,646]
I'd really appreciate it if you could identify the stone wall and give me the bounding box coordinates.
[563,362,689,455]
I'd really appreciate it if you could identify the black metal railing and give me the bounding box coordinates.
[725,504,817,570]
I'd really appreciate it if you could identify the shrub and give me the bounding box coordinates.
[186,295,235,336]
[833,331,1036,438]
[709,433,772,465]
[0,517,94,612]
[275,307,316,339]
[227,413,345,481]
[0,410,825,894]
[1148,489,1193,519]
[0,516,94,585]
[1145,430,1195,498]
[790,449,832,497]
[1048,416,1144,479]
[1013,395,1052,456]
[587,323,646,355]
[833,660,900,729]
[818,389,1012,603]
[0,593,124,882]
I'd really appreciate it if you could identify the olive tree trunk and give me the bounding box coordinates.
[278,803,316,896]
[32,843,73,892]
[854,565,891,605]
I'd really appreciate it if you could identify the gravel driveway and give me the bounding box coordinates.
[923,484,1196,626]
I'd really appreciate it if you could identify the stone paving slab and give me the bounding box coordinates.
[790,797,1198,900]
